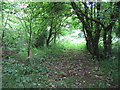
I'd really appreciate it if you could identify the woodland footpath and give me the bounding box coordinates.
[1,1,120,88]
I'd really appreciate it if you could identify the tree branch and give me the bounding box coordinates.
[71,2,105,28]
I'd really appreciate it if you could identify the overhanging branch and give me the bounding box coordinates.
[71,2,105,28]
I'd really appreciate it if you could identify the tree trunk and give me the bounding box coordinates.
[92,2,101,59]
[108,30,112,55]
[28,20,32,57]
[103,27,112,58]
[54,32,56,44]
[46,21,53,47]
[92,37,100,59]
[103,2,114,58]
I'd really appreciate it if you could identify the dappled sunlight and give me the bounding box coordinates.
[71,38,86,44]
[58,30,86,44]
[2,1,119,88]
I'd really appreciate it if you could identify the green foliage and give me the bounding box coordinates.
[2,2,119,88]
[99,57,119,87]
[59,40,86,50]
[97,41,119,87]
[59,71,67,76]
[32,48,46,57]
[33,41,86,59]
[99,58,119,86]
[64,77,78,83]
[39,44,64,58]
[3,59,50,88]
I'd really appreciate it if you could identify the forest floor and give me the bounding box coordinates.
[3,49,117,88]
[41,49,113,88]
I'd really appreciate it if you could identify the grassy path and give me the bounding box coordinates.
[41,49,109,88]
[3,49,117,88]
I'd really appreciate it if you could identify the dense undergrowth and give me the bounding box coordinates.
[98,41,120,88]
[2,41,119,88]
[3,41,86,88]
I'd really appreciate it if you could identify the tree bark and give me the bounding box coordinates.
[28,20,32,57]
[46,20,53,47]
[71,2,102,59]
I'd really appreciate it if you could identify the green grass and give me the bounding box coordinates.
[98,42,120,87]
[99,58,119,87]
[58,40,86,50]
[3,40,119,88]
[3,41,86,88]
[31,41,86,60]
[3,59,50,88]
[87,57,119,88]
